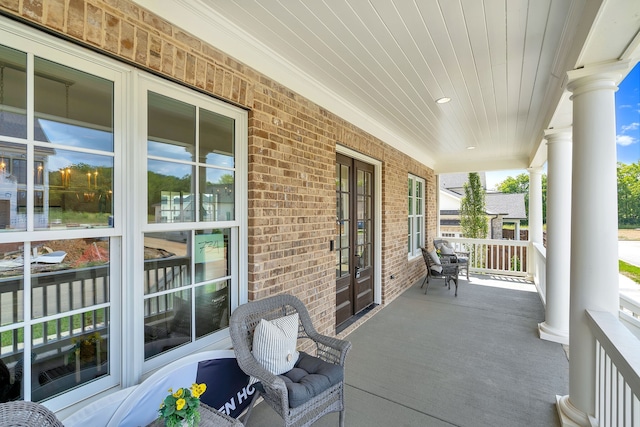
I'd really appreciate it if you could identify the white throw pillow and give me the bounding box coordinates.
[252,313,300,376]
[428,249,441,265]
[428,249,443,273]
[440,245,454,255]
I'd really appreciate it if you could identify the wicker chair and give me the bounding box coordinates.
[0,401,64,426]
[229,294,351,427]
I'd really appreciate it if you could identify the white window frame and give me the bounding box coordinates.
[408,174,425,259]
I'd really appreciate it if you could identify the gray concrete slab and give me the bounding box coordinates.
[245,275,569,427]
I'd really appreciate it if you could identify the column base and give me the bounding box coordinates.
[539,322,569,345]
[556,395,596,427]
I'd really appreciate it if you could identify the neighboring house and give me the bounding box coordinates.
[439,173,527,240]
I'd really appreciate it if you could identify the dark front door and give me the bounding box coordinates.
[336,154,375,327]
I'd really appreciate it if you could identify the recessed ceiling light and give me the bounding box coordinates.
[435,97,451,104]
[467,146,476,150]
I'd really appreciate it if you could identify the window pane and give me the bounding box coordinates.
[31,308,109,402]
[340,165,349,192]
[199,108,234,167]
[0,45,27,139]
[34,58,113,151]
[36,149,114,230]
[31,238,110,319]
[0,328,24,402]
[194,229,229,282]
[0,142,27,231]
[148,160,194,223]
[339,248,349,278]
[194,282,229,339]
[143,232,191,295]
[200,168,234,221]
[148,92,195,161]
[144,289,191,360]
[0,247,23,325]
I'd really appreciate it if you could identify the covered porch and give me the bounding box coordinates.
[247,273,569,426]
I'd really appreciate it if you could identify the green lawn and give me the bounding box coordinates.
[620,260,640,285]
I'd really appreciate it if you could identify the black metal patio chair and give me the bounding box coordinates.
[421,247,459,296]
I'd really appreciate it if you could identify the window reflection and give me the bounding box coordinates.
[148,160,194,223]
[0,46,27,139]
[147,92,195,161]
[143,230,230,359]
[31,309,109,402]
[199,168,234,221]
[34,58,113,151]
[0,328,24,402]
[199,108,234,168]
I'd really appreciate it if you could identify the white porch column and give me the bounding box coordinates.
[528,167,544,245]
[538,128,571,345]
[556,62,628,427]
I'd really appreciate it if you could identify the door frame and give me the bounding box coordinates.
[336,145,382,305]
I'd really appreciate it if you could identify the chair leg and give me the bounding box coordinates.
[420,274,427,288]
[339,409,346,427]
[423,273,434,294]
[240,391,260,424]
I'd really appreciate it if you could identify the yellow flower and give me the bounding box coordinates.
[191,383,207,398]
[176,398,186,411]
[173,388,184,398]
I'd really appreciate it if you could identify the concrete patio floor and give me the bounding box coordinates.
[245,273,569,427]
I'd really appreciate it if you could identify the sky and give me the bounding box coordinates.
[485,62,640,190]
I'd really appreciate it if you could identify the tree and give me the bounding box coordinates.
[618,161,640,227]
[460,172,488,238]
[496,172,547,225]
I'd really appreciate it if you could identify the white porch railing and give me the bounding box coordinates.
[443,237,529,277]
[587,310,640,427]
[532,242,547,304]
[620,294,640,340]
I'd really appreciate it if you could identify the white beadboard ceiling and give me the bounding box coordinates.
[134,0,640,173]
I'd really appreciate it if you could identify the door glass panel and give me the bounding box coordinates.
[34,58,113,151]
[339,248,349,278]
[340,165,349,192]
[340,194,349,221]
[147,92,195,161]
[0,46,27,139]
[199,109,234,168]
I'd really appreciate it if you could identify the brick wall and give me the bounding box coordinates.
[0,0,434,336]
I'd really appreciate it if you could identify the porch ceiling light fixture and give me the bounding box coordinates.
[467,146,476,150]
[435,97,451,104]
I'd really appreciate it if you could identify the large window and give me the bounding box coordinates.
[408,175,425,257]
[0,19,247,410]
[0,42,118,405]
[140,77,244,371]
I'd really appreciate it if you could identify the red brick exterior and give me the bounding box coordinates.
[0,0,436,336]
